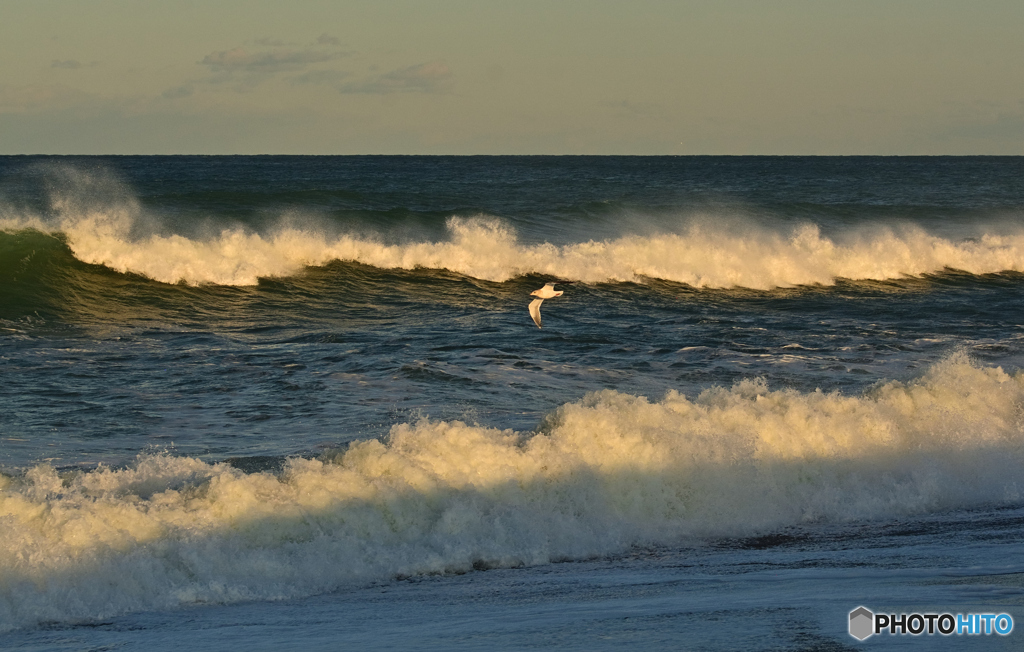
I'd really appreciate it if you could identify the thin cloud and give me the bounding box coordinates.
[339,62,452,94]
[161,85,194,100]
[187,38,355,94]
[289,69,351,86]
[253,37,293,47]
[201,47,346,74]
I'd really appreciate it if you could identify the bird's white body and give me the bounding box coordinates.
[528,283,563,328]
[530,283,563,300]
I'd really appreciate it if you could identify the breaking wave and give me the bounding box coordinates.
[3,166,1024,288]
[3,354,1024,630]
[19,215,1024,289]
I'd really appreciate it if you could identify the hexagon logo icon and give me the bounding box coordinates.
[849,606,874,641]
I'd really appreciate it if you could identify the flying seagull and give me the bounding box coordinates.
[528,282,563,328]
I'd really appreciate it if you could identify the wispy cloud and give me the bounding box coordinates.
[338,62,452,94]
[201,47,346,74]
[289,69,351,86]
[161,85,194,100]
[253,37,293,47]
[195,38,354,92]
[185,38,448,99]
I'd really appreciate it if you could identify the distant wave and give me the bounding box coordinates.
[7,210,1024,289]
[4,165,1024,289]
[3,353,1024,630]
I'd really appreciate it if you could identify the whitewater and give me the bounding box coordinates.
[4,165,1024,288]
[9,210,1024,288]
[3,155,1024,650]
[3,353,1023,633]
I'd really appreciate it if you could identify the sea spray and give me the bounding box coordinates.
[9,201,1024,287]
[6,160,1024,290]
[3,353,1024,631]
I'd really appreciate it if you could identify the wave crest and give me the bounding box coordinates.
[4,166,1024,288]
[3,354,1024,630]
[8,211,1024,288]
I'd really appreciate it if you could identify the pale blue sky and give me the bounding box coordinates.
[1,0,1021,154]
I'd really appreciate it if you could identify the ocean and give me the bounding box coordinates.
[2,155,1024,650]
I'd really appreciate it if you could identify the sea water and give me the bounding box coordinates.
[2,156,1024,649]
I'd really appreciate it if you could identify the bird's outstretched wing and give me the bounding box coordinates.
[529,298,544,328]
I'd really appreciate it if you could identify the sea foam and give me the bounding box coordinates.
[3,354,1024,630]
[11,208,1024,289]
[4,167,1024,287]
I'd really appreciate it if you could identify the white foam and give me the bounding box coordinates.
[52,216,1024,288]
[4,168,1024,287]
[3,353,1024,630]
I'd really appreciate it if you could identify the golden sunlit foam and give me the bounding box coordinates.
[2,353,1024,631]
[4,209,1024,288]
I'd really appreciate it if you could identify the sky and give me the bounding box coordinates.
[0,0,1022,155]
